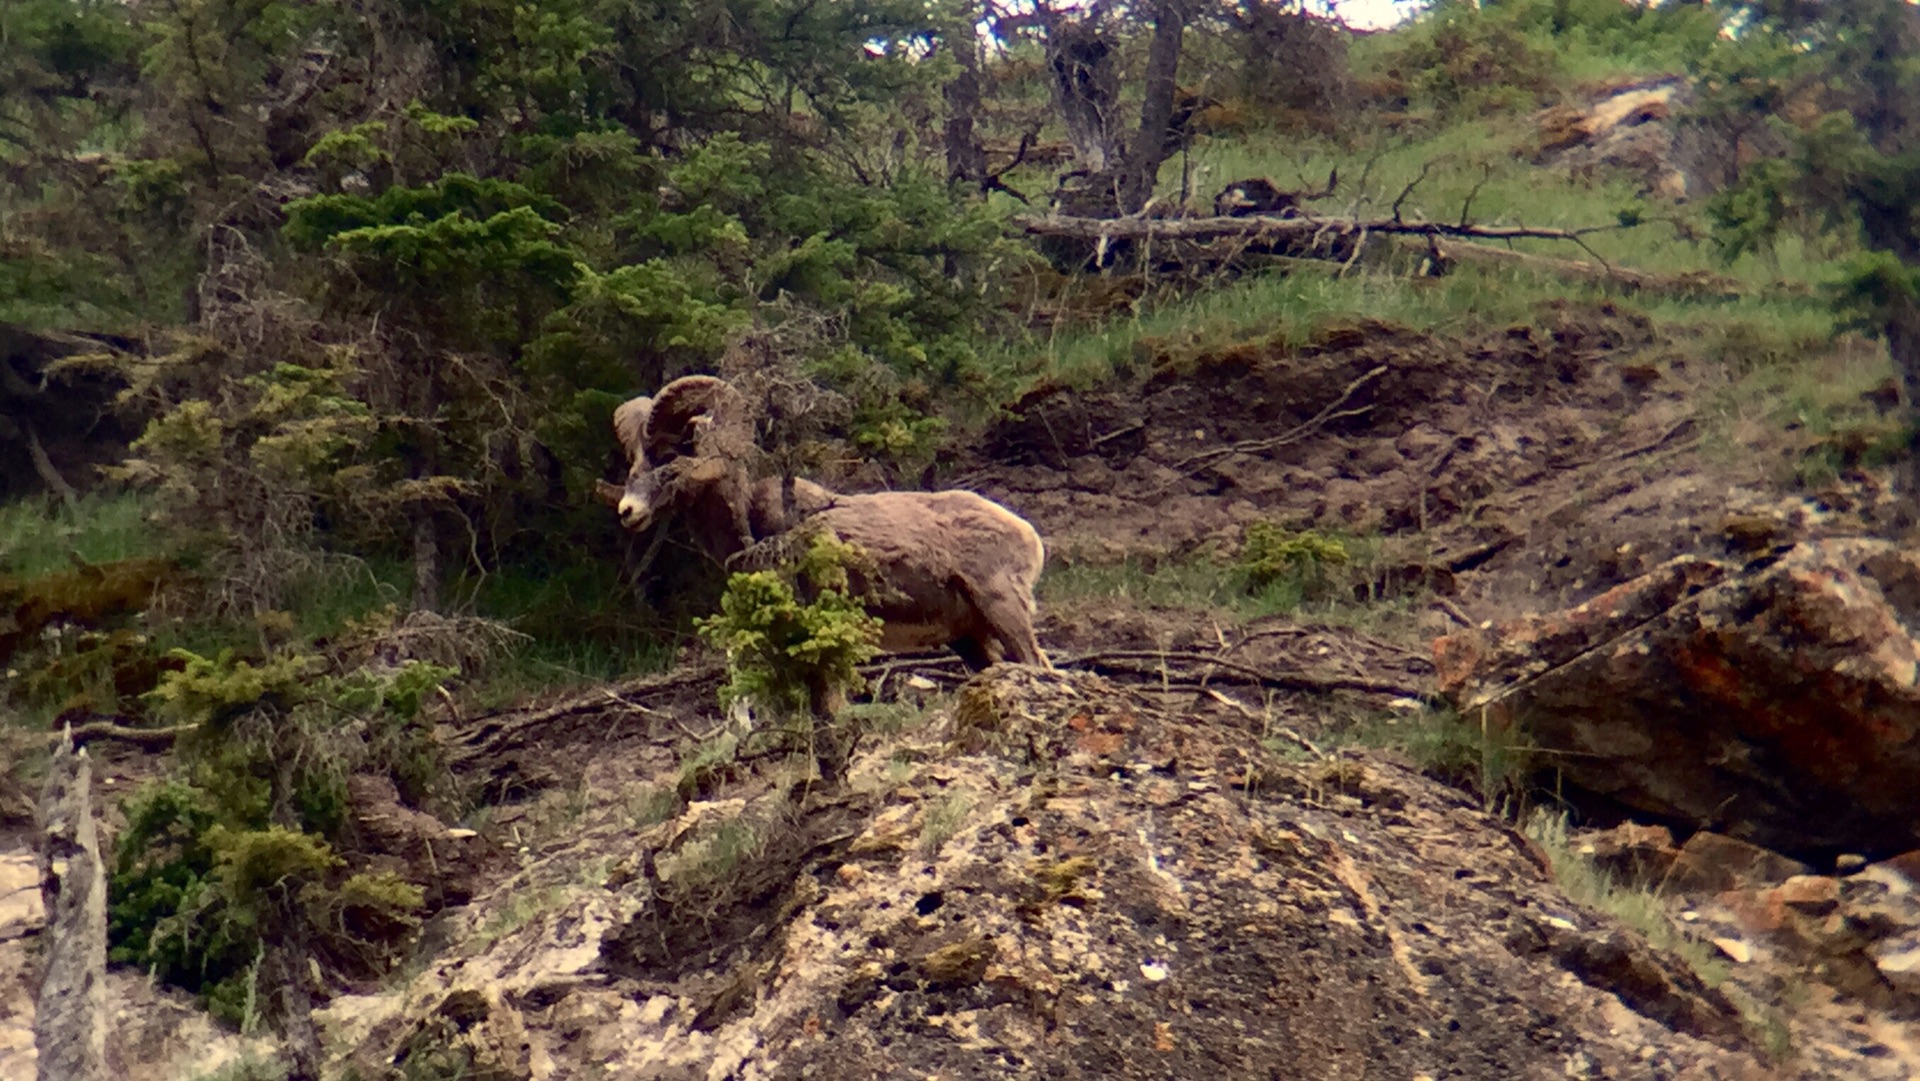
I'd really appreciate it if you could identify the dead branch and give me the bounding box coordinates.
[1433,596,1474,629]
[1063,649,1427,699]
[1391,161,1434,224]
[35,729,108,1081]
[1564,417,1700,469]
[442,663,728,767]
[46,722,197,750]
[1406,237,1745,296]
[1012,210,1639,247]
[1458,163,1493,229]
[1201,688,1327,759]
[1443,535,1519,574]
[1158,364,1388,488]
[24,422,78,509]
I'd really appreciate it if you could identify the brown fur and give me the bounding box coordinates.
[609,377,1051,671]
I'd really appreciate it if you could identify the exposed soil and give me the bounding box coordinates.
[960,302,1891,625]
[8,303,1917,1078]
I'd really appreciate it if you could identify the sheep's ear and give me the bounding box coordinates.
[646,375,734,461]
[612,396,652,460]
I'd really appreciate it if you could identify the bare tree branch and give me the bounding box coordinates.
[1011,210,1644,246]
[1390,161,1433,224]
[1458,162,1493,229]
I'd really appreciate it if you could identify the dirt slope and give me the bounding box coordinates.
[314,669,1770,1081]
[962,304,1884,623]
[7,304,1915,1079]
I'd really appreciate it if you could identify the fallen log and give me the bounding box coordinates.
[1412,236,1744,296]
[1010,210,1626,245]
[34,727,108,1081]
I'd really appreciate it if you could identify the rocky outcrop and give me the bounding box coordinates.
[321,667,1768,1080]
[1436,538,1920,860]
[1531,77,1693,200]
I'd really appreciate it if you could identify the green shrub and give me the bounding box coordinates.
[107,645,450,1022]
[697,531,884,719]
[1379,9,1559,114]
[1238,522,1351,598]
[695,530,884,782]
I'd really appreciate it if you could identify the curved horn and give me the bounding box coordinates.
[645,375,737,463]
[612,396,652,460]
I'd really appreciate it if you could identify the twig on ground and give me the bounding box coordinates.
[1159,364,1388,488]
[1061,649,1425,699]
[1434,596,1474,628]
[1202,688,1326,759]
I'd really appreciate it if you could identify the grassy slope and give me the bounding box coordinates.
[0,6,1890,712]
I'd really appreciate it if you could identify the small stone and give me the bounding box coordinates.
[1869,934,1920,996]
[1870,849,1920,889]
[1660,832,1809,896]
[1140,961,1170,982]
[1711,937,1752,964]
[1772,874,1841,914]
[1836,854,1869,875]
[1574,822,1678,886]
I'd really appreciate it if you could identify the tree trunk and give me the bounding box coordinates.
[942,11,988,188]
[1042,13,1121,174]
[409,357,443,613]
[1118,0,1189,213]
[1884,295,1920,501]
[264,917,324,1081]
[34,732,108,1081]
[411,509,442,613]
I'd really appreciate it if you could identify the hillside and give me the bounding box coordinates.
[6,0,1920,1078]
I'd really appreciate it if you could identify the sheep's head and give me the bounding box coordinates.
[610,374,741,532]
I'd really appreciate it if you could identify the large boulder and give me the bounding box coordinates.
[1435,537,1920,859]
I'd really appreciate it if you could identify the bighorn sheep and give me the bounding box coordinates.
[594,375,1051,672]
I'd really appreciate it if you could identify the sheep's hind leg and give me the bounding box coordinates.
[950,636,994,673]
[968,580,1051,671]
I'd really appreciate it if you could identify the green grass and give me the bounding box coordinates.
[1038,529,1415,627]
[1323,705,1537,812]
[1348,0,1727,95]
[445,561,676,705]
[1524,807,1733,988]
[279,556,408,639]
[1167,115,1833,284]
[0,490,167,578]
[919,790,975,855]
[0,488,672,717]
[979,7,1847,397]
[984,260,1570,389]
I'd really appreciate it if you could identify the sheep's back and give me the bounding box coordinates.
[822,491,1041,583]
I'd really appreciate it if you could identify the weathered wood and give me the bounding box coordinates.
[40,720,196,750]
[34,728,108,1081]
[1412,236,1745,295]
[1011,210,1628,245]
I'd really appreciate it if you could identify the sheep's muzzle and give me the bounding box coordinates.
[617,493,652,530]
